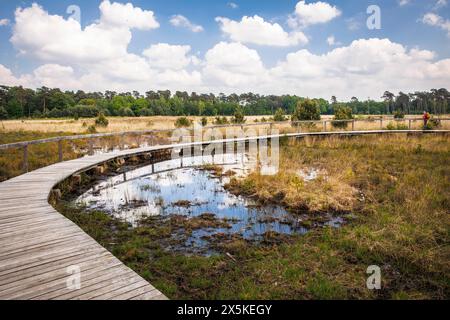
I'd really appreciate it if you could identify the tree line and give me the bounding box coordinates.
[0,85,448,120]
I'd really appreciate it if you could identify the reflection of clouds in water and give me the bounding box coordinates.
[74,153,340,242]
[154,170,194,187]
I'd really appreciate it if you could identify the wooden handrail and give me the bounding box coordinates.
[1,117,448,150]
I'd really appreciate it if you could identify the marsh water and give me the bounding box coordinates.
[73,153,343,253]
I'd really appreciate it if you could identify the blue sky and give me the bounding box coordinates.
[0,0,449,99]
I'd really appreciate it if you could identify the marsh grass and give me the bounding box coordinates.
[54,133,449,299]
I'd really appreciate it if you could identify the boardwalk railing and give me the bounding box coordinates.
[1,116,449,177]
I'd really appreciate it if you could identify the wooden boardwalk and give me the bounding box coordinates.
[0,130,447,300]
[0,146,170,300]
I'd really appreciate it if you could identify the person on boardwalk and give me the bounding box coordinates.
[422,111,430,127]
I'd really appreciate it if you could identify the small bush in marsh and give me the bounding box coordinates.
[175,116,192,128]
[95,113,109,127]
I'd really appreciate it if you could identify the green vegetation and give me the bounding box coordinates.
[175,116,192,128]
[393,110,405,119]
[94,112,109,127]
[1,85,448,120]
[231,106,246,124]
[273,108,287,122]
[332,106,354,129]
[214,116,229,125]
[55,134,450,299]
[386,122,409,130]
[201,117,208,126]
[291,99,321,122]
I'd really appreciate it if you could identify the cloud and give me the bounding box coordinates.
[11,3,136,63]
[288,1,341,28]
[4,2,450,101]
[0,19,9,26]
[8,2,200,93]
[216,15,308,46]
[270,38,450,99]
[398,0,410,6]
[143,43,199,70]
[99,0,159,30]
[434,0,448,9]
[203,42,268,89]
[326,35,341,46]
[227,2,238,9]
[421,12,450,37]
[170,15,204,32]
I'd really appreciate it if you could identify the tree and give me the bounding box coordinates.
[381,91,395,114]
[0,106,8,129]
[331,96,337,105]
[292,99,321,122]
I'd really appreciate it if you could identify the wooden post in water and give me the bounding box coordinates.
[58,140,63,162]
[22,145,28,173]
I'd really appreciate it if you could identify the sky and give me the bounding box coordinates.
[0,0,449,100]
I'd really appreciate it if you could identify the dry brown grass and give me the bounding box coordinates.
[3,115,448,134]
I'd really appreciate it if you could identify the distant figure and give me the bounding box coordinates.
[423,111,430,126]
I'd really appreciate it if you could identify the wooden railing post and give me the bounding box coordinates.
[352,119,355,131]
[22,145,28,173]
[408,119,412,129]
[88,139,93,155]
[323,121,327,131]
[380,118,383,129]
[58,140,63,162]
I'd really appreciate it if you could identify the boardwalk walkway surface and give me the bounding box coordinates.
[0,130,447,300]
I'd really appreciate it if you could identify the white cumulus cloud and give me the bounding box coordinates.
[216,15,308,46]
[288,1,341,28]
[143,43,199,70]
[170,15,204,32]
[99,0,159,30]
[203,42,268,89]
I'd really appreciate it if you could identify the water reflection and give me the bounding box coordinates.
[75,152,342,250]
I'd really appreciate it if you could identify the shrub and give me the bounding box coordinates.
[273,108,287,122]
[175,116,192,128]
[86,125,97,133]
[232,106,246,124]
[332,106,353,128]
[429,118,441,128]
[201,117,208,126]
[48,108,63,118]
[423,119,440,130]
[214,116,229,125]
[95,112,109,127]
[393,110,405,119]
[386,121,409,130]
[292,99,320,123]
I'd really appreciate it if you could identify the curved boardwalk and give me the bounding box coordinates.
[0,130,447,300]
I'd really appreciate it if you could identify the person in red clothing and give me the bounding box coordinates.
[423,111,430,126]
